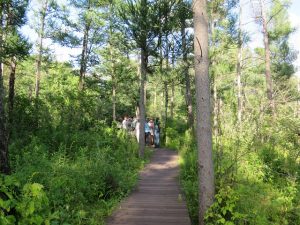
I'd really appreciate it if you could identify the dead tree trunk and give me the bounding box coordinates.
[193,0,215,224]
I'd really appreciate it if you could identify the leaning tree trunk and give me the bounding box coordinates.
[193,0,215,224]
[138,48,147,158]
[35,0,48,98]
[181,18,193,129]
[259,0,275,114]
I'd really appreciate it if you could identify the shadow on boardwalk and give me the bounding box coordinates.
[106,148,191,225]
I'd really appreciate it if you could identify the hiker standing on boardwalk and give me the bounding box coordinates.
[122,116,129,130]
[154,118,160,148]
[135,119,140,142]
[148,119,154,146]
[145,120,151,145]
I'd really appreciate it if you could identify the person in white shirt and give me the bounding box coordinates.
[122,116,128,130]
[135,119,140,142]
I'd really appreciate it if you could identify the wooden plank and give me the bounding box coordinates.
[106,149,191,225]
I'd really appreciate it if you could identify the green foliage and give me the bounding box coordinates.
[167,111,300,225]
[205,186,244,225]
[0,176,56,225]
[1,58,150,224]
[6,126,146,224]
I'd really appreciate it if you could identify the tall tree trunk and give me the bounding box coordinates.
[109,3,116,122]
[8,57,16,125]
[164,81,168,128]
[0,63,9,174]
[259,0,275,114]
[193,0,215,224]
[79,23,89,90]
[181,17,193,129]
[170,37,175,119]
[35,0,48,98]
[0,3,10,174]
[237,1,243,124]
[164,33,169,136]
[138,48,147,158]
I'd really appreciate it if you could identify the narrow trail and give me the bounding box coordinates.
[106,148,191,225]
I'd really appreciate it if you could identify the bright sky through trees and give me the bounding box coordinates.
[289,0,300,76]
[21,0,299,75]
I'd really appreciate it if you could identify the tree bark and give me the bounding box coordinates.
[79,23,89,90]
[181,17,193,129]
[170,37,175,120]
[109,3,116,122]
[193,0,215,224]
[35,0,48,98]
[164,81,168,125]
[0,3,10,174]
[259,0,275,114]
[164,33,169,134]
[138,48,147,158]
[0,64,9,175]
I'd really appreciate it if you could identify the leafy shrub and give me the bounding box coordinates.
[0,175,56,225]
[205,185,244,225]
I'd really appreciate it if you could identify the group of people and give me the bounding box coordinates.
[121,116,160,148]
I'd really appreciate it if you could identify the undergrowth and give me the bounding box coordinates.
[166,116,300,225]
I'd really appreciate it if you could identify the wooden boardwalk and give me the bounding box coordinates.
[106,148,191,225]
